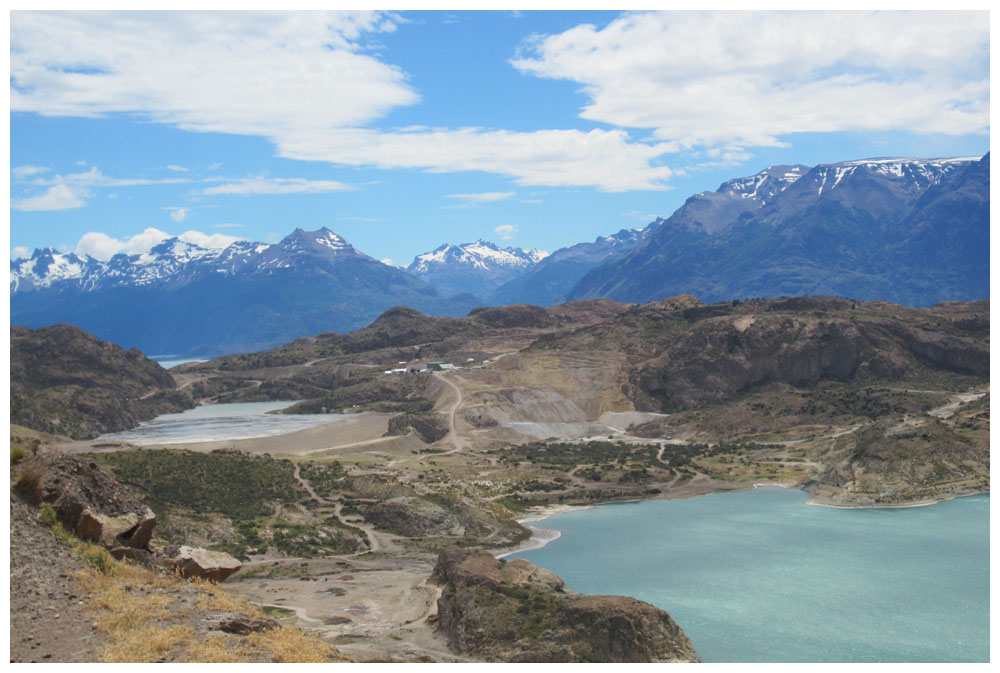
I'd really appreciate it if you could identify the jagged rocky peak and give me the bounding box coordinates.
[799,156,981,199]
[276,227,355,254]
[718,164,809,204]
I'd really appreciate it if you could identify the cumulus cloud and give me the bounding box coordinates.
[200,176,355,196]
[512,11,989,150]
[166,207,189,223]
[494,224,518,240]
[75,227,244,261]
[11,246,30,259]
[177,230,244,249]
[12,184,88,211]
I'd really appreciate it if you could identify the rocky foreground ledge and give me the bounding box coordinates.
[14,451,242,581]
[431,547,700,662]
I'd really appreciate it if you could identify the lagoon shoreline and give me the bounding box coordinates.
[493,479,990,558]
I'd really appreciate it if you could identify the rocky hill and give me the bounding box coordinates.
[177,294,988,506]
[431,548,699,662]
[568,154,989,307]
[10,324,194,439]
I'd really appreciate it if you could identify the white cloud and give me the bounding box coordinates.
[200,176,355,196]
[177,230,244,249]
[11,11,413,135]
[166,164,189,172]
[11,184,88,211]
[76,231,135,260]
[11,246,30,259]
[33,166,190,188]
[494,224,518,240]
[75,227,244,261]
[166,207,189,223]
[8,11,674,192]
[512,11,989,150]
[446,192,516,203]
[278,127,675,191]
[13,11,984,192]
[207,162,223,171]
[11,165,49,179]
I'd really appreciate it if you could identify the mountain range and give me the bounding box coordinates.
[569,154,989,306]
[11,153,989,357]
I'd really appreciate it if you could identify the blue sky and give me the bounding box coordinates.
[9,10,990,266]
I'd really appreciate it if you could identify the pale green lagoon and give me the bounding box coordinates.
[511,488,989,662]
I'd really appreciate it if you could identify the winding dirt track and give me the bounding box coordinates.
[433,371,469,453]
[291,463,387,554]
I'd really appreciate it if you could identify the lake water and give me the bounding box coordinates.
[511,488,989,663]
[97,401,351,445]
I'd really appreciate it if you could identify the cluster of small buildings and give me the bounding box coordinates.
[383,358,477,375]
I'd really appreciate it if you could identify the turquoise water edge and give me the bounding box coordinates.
[511,488,989,663]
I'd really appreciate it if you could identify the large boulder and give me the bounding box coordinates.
[76,506,156,549]
[171,546,242,583]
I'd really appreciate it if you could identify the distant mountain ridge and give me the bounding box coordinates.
[567,154,989,307]
[11,153,989,357]
[487,224,654,306]
[406,240,548,298]
[11,227,480,357]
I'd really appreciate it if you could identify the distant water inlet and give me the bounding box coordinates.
[98,401,351,445]
[512,489,989,663]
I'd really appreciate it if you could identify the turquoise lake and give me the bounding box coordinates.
[511,488,989,663]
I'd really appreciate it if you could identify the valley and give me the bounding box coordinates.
[13,294,988,661]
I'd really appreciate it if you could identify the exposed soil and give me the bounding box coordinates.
[9,490,97,663]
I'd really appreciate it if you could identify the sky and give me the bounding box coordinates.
[8,9,991,268]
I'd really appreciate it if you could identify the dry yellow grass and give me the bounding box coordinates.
[185,634,251,663]
[98,625,194,663]
[247,626,347,663]
[193,577,265,617]
[70,539,348,662]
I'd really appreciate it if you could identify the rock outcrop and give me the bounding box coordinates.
[14,450,241,581]
[431,548,699,663]
[171,546,243,583]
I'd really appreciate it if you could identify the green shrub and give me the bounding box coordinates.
[38,502,58,526]
[10,446,26,465]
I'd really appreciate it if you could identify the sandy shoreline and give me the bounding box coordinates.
[492,504,595,558]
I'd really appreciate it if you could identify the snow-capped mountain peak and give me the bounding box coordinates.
[718,164,808,205]
[406,239,549,298]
